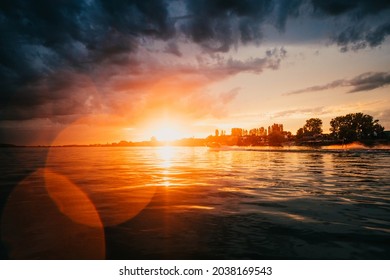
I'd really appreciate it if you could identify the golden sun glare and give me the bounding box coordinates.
[147,119,186,142]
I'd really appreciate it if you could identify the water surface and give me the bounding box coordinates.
[1,146,389,259]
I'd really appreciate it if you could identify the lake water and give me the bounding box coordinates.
[1,146,390,259]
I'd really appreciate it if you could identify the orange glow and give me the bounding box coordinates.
[49,114,130,146]
[145,118,187,142]
[45,146,157,227]
[43,168,102,228]
[155,146,177,187]
[46,116,158,227]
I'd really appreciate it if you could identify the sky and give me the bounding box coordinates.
[0,0,390,145]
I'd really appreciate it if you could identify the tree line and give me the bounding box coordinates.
[296,112,385,144]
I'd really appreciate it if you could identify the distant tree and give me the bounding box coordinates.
[296,127,304,139]
[268,131,285,146]
[284,131,292,139]
[303,118,323,136]
[296,118,323,139]
[330,113,384,142]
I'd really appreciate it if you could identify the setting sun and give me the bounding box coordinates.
[145,118,186,142]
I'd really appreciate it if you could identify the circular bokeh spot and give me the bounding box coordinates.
[45,114,157,227]
[1,169,105,259]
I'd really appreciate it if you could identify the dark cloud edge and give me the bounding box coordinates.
[283,71,390,96]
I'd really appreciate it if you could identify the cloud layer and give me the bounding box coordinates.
[0,0,389,138]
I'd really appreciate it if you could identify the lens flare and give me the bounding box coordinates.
[1,169,105,259]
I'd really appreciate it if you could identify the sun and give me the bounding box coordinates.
[146,118,186,142]
[153,126,183,142]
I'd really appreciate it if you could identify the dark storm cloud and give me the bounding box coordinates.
[333,22,390,52]
[1,0,390,124]
[311,0,390,16]
[0,0,174,120]
[179,0,306,50]
[309,0,390,51]
[180,0,273,50]
[179,0,390,52]
[284,72,390,95]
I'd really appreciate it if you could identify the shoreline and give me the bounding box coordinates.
[1,142,390,151]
